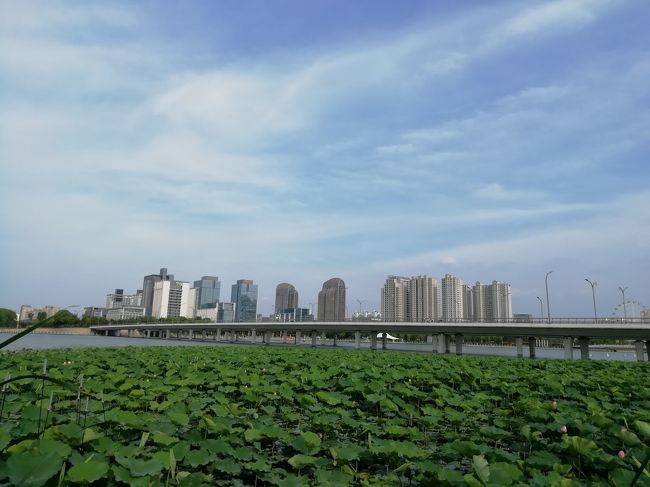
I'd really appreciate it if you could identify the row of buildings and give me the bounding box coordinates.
[81,269,349,324]
[21,268,512,324]
[381,274,513,322]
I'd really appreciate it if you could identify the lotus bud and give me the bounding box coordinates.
[560,425,567,433]
[552,400,557,411]
[618,450,625,459]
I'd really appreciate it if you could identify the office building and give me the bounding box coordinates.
[275,307,311,322]
[231,279,258,322]
[106,289,143,309]
[142,268,174,317]
[441,274,465,321]
[318,277,346,322]
[275,283,299,313]
[218,302,235,323]
[193,276,220,309]
[151,280,191,319]
[106,306,145,322]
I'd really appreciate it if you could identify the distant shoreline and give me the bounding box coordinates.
[0,327,91,335]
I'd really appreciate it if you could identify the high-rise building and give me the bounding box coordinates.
[142,268,174,317]
[151,280,191,319]
[381,276,410,322]
[463,284,474,322]
[441,274,464,321]
[408,276,439,322]
[275,283,299,313]
[193,276,220,309]
[472,280,513,322]
[106,289,143,309]
[381,275,439,322]
[231,279,258,322]
[317,277,346,322]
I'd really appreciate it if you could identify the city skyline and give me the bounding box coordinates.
[1,1,648,318]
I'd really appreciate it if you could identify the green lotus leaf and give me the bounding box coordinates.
[292,431,321,455]
[67,458,109,484]
[6,451,62,487]
[128,457,164,477]
[152,431,178,446]
[287,454,317,469]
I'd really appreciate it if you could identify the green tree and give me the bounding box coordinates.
[45,310,80,328]
[36,311,47,322]
[0,308,17,327]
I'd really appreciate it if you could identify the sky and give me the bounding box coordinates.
[1,0,649,319]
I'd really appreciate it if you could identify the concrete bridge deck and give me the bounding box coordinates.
[90,321,650,361]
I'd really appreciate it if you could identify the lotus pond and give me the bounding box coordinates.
[0,346,649,486]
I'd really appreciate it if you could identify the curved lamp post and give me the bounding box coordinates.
[618,286,628,322]
[536,296,544,321]
[356,299,365,320]
[545,271,553,324]
[584,279,597,322]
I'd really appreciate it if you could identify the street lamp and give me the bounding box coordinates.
[356,299,365,320]
[584,279,597,322]
[618,286,628,322]
[536,296,544,322]
[545,271,553,324]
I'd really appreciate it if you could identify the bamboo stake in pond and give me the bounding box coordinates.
[0,373,10,422]
[42,390,54,438]
[36,359,47,435]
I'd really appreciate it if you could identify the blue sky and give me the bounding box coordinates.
[1,0,649,318]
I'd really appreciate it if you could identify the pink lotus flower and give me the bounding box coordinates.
[618,450,625,459]
[560,425,568,433]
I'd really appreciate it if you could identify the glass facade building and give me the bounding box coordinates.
[231,279,258,322]
[193,276,221,309]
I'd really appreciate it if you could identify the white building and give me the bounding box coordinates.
[408,276,439,322]
[106,306,145,321]
[151,281,193,319]
[381,276,410,322]
[441,274,464,322]
[472,280,513,322]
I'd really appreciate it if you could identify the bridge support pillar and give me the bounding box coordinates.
[381,332,387,350]
[294,330,301,345]
[646,341,650,362]
[528,337,536,359]
[438,333,447,354]
[215,328,221,341]
[355,331,361,349]
[202,330,206,340]
[455,334,463,356]
[430,334,437,353]
[634,340,645,361]
[127,329,133,337]
[515,337,523,358]
[320,332,325,346]
[579,337,590,360]
[188,329,194,340]
[251,329,256,344]
[281,330,287,343]
[264,330,272,345]
[333,334,338,347]
[311,331,317,347]
[563,337,573,359]
[371,332,378,351]
[229,331,235,343]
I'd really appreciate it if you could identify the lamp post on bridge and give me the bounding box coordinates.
[536,296,544,322]
[618,287,628,323]
[356,299,365,321]
[584,279,598,323]
[545,271,553,324]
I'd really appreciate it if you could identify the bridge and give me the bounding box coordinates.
[90,320,650,361]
